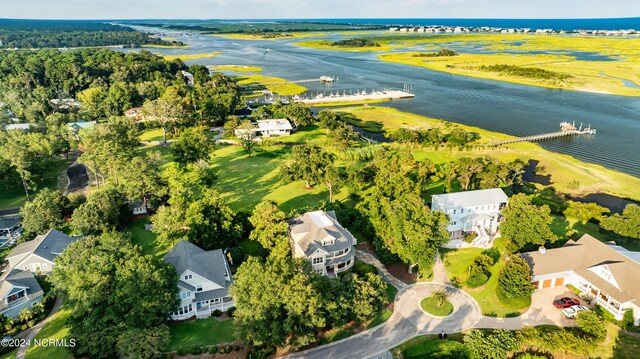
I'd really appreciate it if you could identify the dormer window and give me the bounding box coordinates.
[184,274,192,280]
[195,284,203,292]
[322,239,335,246]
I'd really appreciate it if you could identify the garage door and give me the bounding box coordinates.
[542,279,553,288]
[555,278,565,286]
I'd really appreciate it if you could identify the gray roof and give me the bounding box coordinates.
[0,217,20,230]
[432,188,508,209]
[164,240,231,288]
[0,269,42,299]
[195,287,230,302]
[289,211,356,256]
[6,229,79,263]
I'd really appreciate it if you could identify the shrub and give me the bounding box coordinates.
[473,254,494,273]
[212,309,222,317]
[189,347,202,355]
[209,345,219,354]
[432,289,450,308]
[226,306,236,317]
[593,304,617,323]
[497,256,533,300]
[576,311,606,340]
[481,248,500,264]
[176,347,188,356]
[352,261,378,277]
[250,346,276,359]
[622,308,635,329]
[465,232,478,243]
[226,345,233,353]
[466,273,489,288]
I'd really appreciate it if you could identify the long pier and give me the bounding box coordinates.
[487,122,596,146]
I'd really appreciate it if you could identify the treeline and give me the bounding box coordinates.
[479,64,573,81]
[392,126,481,148]
[413,49,458,57]
[0,20,181,49]
[331,38,380,47]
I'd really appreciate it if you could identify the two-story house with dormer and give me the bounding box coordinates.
[4,229,80,275]
[431,188,508,248]
[164,240,234,320]
[521,234,640,325]
[0,269,44,319]
[288,211,357,276]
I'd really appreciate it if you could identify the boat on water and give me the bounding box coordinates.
[320,76,336,83]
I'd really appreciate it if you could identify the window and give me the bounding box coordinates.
[180,292,191,300]
[461,209,464,213]
[195,284,203,292]
[314,268,324,274]
[23,265,29,270]
[322,239,335,246]
[453,209,456,214]
[312,257,323,265]
[184,274,192,280]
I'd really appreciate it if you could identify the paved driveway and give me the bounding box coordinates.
[477,286,578,330]
[282,283,482,359]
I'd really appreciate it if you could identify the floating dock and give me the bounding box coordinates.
[487,122,596,146]
[298,90,415,105]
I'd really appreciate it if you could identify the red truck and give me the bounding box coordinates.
[553,297,580,308]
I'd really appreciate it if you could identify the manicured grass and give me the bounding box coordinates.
[210,145,348,212]
[0,350,16,359]
[128,218,171,259]
[24,309,73,359]
[167,317,235,351]
[139,128,165,142]
[393,333,465,359]
[420,296,454,317]
[614,330,640,359]
[0,157,74,210]
[235,74,307,96]
[161,52,222,61]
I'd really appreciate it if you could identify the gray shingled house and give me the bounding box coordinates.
[0,269,44,319]
[288,211,357,276]
[5,229,79,275]
[164,240,234,320]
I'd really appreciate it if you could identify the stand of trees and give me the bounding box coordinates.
[600,204,640,239]
[392,126,481,149]
[500,193,557,252]
[331,38,380,48]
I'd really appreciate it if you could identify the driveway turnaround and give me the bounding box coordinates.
[282,283,482,359]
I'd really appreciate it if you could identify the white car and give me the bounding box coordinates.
[561,305,589,318]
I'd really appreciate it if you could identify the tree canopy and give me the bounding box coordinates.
[600,204,640,239]
[500,193,557,251]
[248,201,290,258]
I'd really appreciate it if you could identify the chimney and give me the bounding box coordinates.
[538,246,546,254]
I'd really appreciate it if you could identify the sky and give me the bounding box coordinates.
[2,0,639,19]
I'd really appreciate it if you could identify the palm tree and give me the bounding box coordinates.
[432,289,450,308]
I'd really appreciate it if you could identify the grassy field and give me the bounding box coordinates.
[161,52,222,61]
[295,40,400,52]
[139,128,165,142]
[235,74,307,96]
[167,317,235,351]
[392,333,465,359]
[0,157,74,210]
[210,65,263,73]
[24,309,73,359]
[379,52,640,97]
[614,331,640,359]
[420,296,454,316]
[339,106,640,202]
[211,145,348,213]
[128,218,171,259]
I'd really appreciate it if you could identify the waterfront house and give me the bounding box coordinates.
[521,234,640,325]
[0,269,44,319]
[431,188,508,248]
[164,240,234,320]
[288,211,357,276]
[234,119,294,138]
[5,229,80,275]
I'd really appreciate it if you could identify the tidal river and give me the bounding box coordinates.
[144,32,640,178]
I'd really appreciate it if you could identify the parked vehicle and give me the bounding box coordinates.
[553,297,580,308]
[561,305,589,318]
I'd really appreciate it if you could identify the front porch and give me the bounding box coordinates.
[195,297,235,319]
[574,280,628,320]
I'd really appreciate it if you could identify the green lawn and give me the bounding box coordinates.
[139,128,165,142]
[0,157,74,210]
[0,350,16,359]
[24,309,73,359]
[127,218,171,258]
[167,317,235,351]
[420,296,454,317]
[211,145,348,212]
[393,334,465,359]
[614,331,640,359]
[441,240,530,317]
[550,215,640,251]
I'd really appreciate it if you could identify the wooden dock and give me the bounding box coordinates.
[487,122,596,146]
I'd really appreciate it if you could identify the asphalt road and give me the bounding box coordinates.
[65,161,89,194]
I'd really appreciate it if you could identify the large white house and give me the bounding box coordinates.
[234,119,294,138]
[431,188,508,248]
[521,234,640,325]
[288,211,357,276]
[164,240,234,320]
[5,229,79,275]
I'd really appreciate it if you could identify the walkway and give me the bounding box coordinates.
[15,296,64,359]
[356,250,408,291]
[64,161,89,195]
[432,252,450,285]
